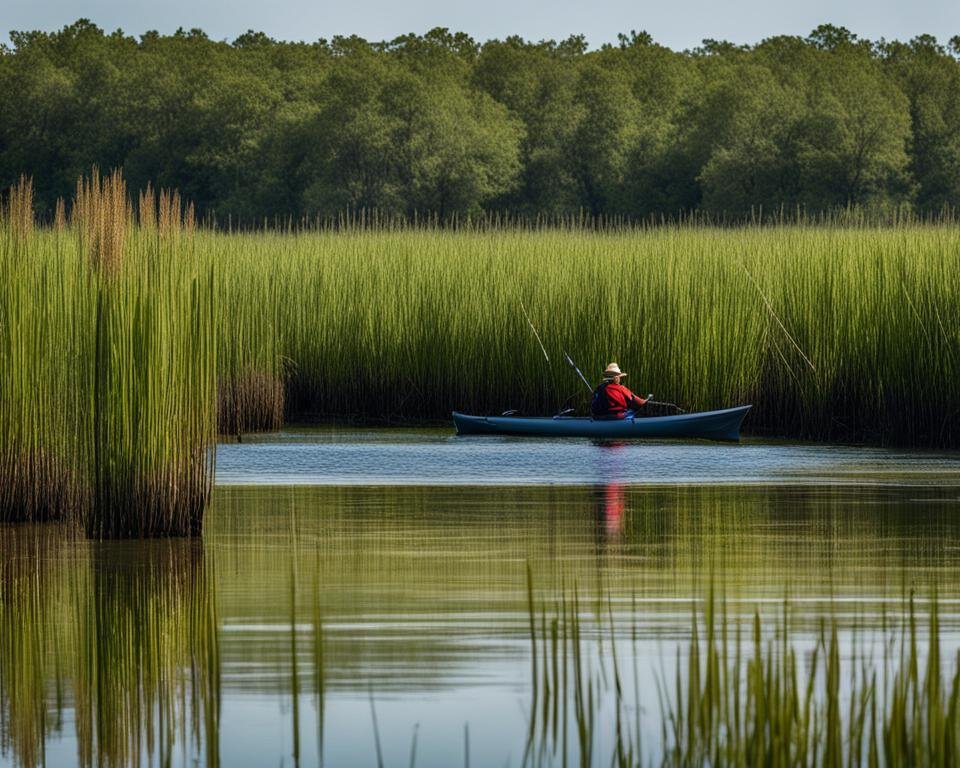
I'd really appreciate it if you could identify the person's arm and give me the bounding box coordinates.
[625,387,649,409]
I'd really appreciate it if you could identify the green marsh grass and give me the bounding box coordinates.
[215,243,285,436]
[524,582,960,767]
[3,173,960,532]
[1,174,217,535]
[85,173,217,537]
[210,224,959,445]
[0,178,90,523]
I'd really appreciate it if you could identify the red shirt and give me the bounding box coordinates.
[591,382,648,419]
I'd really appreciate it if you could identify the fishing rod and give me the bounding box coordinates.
[563,351,593,395]
[519,300,549,364]
[519,300,561,410]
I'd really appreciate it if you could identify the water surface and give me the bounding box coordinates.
[217,427,960,486]
[3,430,960,766]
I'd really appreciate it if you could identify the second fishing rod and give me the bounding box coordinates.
[519,301,686,415]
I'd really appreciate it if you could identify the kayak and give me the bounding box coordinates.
[453,405,752,442]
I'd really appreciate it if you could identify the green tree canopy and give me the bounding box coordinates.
[1,20,959,221]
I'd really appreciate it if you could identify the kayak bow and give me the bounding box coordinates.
[453,405,751,442]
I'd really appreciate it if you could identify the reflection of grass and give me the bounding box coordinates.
[210,484,960,621]
[525,581,960,766]
[0,530,220,767]
[0,529,70,767]
[4,483,960,764]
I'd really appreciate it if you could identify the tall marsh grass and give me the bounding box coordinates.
[211,225,959,445]
[0,174,216,536]
[2,172,959,533]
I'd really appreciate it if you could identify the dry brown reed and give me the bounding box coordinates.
[139,183,195,237]
[72,168,129,274]
[137,183,156,231]
[4,176,34,240]
[53,197,67,231]
[217,369,285,436]
[158,188,183,239]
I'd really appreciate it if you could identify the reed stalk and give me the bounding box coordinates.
[3,174,959,536]
[524,579,960,766]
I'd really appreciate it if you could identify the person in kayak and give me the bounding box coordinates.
[591,363,651,419]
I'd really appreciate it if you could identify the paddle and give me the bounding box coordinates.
[566,353,687,413]
[645,398,686,414]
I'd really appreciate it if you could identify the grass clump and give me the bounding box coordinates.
[0,172,217,536]
[0,177,89,524]
[661,593,960,766]
[524,580,960,766]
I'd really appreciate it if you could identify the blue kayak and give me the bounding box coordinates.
[453,405,752,442]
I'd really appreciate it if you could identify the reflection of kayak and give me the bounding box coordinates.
[453,405,752,442]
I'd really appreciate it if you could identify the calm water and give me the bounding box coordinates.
[218,427,960,486]
[3,429,960,766]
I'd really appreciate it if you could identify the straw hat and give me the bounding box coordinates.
[602,362,627,379]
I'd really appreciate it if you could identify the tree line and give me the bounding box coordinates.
[2,20,959,222]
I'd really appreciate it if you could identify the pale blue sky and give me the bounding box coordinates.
[2,0,958,50]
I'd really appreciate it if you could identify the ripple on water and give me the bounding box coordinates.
[215,427,960,486]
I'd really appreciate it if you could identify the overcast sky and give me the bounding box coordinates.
[3,0,959,51]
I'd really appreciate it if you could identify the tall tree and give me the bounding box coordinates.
[697,62,806,216]
[567,60,640,215]
[881,35,960,214]
[473,37,582,214]
[797,45,911,208]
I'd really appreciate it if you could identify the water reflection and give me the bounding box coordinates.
[593,483,627,537]
[0,530,219,768]
[216,429,960,486]
[2,483,960,766]
[589,441,629,538]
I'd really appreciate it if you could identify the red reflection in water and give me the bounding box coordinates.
[590,441,629,536]
[603,483,626,534]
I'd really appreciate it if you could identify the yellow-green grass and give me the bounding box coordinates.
[3,177,960,532]
[207,224,959,445]
[87,235,216,537]
[1,176,217,535]
[0,207,90,523]
[525,583,960,767]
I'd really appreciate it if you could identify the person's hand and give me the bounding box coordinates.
[646,393,653,400]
